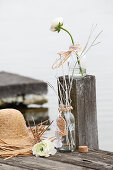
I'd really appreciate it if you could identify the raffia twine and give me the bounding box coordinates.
[58,106,73,112]
[52,45,86,69]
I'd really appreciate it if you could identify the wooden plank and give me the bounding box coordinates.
[0,163,26,170]
[0,150,113,170]
[47,150,113,170]
[0,155,91,170]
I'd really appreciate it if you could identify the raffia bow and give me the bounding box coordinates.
[52,44,82,69]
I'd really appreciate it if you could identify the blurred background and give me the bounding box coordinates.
[0,0,113,151]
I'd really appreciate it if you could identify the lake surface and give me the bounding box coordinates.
[0,0,113,152]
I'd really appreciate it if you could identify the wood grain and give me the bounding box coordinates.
[0,150,113,170]
[58,75,98,149]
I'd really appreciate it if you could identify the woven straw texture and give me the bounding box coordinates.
[0,109,34,157]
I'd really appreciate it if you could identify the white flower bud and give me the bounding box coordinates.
[50,17,63,32]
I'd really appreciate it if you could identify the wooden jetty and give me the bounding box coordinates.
[0,149,113,169]
[0,71,48,107]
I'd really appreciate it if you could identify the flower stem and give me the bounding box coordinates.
[76,53,83,76]
[60,27,74,45]
[60,27,83,76]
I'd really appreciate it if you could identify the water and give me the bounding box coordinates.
[0,0,113,152]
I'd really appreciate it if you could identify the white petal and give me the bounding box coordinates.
[51,149,57,155]
[52,17,63,26]
[50,17,63,32]
[45,154,50,157]
[50,26,56,32]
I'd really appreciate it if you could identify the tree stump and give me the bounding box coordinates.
[58,75,99,150]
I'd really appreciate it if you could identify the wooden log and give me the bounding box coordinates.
[58,75,98,150]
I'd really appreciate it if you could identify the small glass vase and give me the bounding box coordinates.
[69,67,86,78]
[58,106,76,152]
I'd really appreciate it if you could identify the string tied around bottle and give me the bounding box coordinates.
[58,106,73,112]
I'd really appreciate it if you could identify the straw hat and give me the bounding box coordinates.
[0,109,35,158]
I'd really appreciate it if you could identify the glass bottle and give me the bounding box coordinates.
[57,106,76,152]
[68,52,87,78]
[70,67,86,78]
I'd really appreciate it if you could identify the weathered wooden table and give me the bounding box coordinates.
[0,150,113,170]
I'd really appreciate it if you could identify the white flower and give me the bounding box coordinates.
[32,139,57,157]
[50,17,63,32]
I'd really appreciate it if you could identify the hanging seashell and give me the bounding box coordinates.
[57,115,67,136]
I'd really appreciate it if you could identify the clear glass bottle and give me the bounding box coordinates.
[58,106,76,152]
[69,67,86,78]
[68,52,87,78]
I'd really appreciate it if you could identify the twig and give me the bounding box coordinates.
[81,24,97,56]
[81,30,103,57]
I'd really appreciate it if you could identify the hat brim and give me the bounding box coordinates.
[0,131,34,158]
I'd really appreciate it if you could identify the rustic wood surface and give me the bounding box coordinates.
[58,75,98,150]
[0,150,113,170]
[71,75,98,149]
